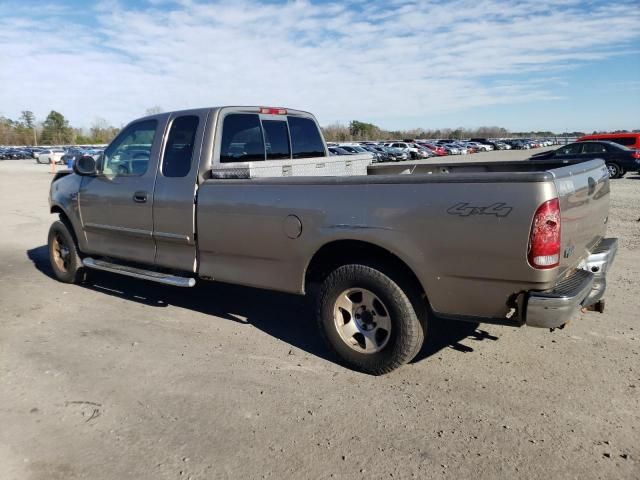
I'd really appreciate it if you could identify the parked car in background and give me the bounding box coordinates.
[577,133,640,152]
[409,144,433,158]
[368,145,396,162]
[60,148,86,167]
[383,146,410,161]
[37,148,66,164]
[26,147,45,159]
[463,141,482,152]
[0,148,30,159]
[440,143,461,155]
[507,140,530,150]
[338,145,370,155]
[530,141,640,179]
[417,142,447,156]
[358,145,389,163]
[385,142,423,159]
[328,146,351,156]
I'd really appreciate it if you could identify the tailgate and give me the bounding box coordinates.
[550,159,610,271]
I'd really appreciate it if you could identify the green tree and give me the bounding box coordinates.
[19,111,37,145]
[348,120,381,140]
[89,118,120,144]
[40,110,74,145]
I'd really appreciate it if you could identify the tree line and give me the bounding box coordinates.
[321,120,592,142]
[1,110,636,146]
[0,110,120,146]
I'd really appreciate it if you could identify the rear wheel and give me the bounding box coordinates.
[316,263,425,375]
[48,220,84,283]
[606,162,621,179]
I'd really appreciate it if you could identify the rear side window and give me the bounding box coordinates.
[162,115,199,177]
[262,120,291,160]
[288,116,326,159]
[582,142,607,154]
[220,114,264,162]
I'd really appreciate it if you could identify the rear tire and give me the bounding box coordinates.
[315,263,426,375]
[606,162,621,179]
[48,220,84,284]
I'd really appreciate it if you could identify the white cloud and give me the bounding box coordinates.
[0,0,638,129]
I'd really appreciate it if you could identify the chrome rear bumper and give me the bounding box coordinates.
[525,238,618,329]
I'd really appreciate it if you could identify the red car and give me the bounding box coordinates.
[418,142,448,156]
[578,133,640,152]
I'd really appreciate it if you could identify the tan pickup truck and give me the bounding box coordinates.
[48,106,617,374]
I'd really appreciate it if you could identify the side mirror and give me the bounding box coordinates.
[73,155,97,176]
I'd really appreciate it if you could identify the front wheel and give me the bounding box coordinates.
[606,162,621,179]
[315,264,426,375]
[48,220,84,283]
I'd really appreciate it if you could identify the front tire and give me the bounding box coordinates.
[48,220,84,283]
[316,264,426,375]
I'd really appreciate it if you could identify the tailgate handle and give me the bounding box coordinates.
[588,177,596,196]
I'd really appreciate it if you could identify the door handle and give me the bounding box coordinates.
[133,191,148,203]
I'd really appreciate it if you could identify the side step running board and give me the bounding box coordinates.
[82,257,196,288]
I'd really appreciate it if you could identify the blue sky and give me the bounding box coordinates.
[0,0,638,132]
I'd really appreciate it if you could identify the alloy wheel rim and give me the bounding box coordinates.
[333,288,391,354]
[52,233,70,273]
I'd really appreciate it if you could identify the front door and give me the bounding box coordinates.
[78,118,165,264]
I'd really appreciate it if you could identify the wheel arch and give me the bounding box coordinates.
[304,239,428,306]
[50,205,81,250]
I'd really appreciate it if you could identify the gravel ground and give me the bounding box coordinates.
[0,153,638,480]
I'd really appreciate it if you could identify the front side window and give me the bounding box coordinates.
[162,115,199,177]
[288,116,325,159]
[220,114,264,162]
[102,120,157,176]
[558,143,582,155]
[262,120,291,160]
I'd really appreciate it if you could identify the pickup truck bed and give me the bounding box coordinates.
[196,158,612,323]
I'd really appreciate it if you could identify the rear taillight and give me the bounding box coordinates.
[631,150,640,159]
[528,198,561,269]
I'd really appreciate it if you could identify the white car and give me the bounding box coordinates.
[385,142,422,158]
[37,149,65,164]
[468,142,490,152]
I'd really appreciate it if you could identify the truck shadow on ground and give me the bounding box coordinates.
[28,245,498,369]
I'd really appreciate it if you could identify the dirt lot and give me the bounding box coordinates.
[1,153,638,480]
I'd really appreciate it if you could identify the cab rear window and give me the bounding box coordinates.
[262,120,291,160]
[219,113,326,162]
[220,114,265,163]
[288,116,326,159]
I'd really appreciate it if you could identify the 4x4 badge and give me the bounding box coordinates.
[447,202,512,218]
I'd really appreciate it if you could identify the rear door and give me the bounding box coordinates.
[152,110,208,271]
[78,118,163,264]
